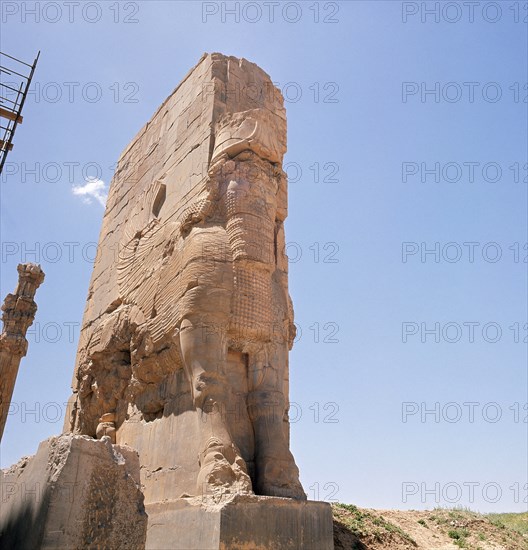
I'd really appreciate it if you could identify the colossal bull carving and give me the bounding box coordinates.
[65,54,305,502]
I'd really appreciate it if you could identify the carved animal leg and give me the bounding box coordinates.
[179,317,252,497]
[248,356,306,500]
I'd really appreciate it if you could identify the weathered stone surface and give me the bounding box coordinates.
[0,434,147,549]
[51,52,334,548]
[0,263,44,440]
[64,53,305,504]
[145,495,334,550]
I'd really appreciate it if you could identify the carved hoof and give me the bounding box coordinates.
[257,458,307,501]
[197,438,252,498]
[260,482,307,501]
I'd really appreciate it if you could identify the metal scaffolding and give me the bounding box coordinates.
[0,51,40,175]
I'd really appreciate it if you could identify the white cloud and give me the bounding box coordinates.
[72,178,108,208]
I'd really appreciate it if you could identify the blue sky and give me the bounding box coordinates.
[0,1,526,512]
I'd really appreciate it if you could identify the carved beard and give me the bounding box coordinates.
[225,178,277,343]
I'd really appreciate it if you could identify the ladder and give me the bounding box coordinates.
[0,51,40,175]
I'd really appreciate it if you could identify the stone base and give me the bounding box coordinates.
[0,434,147,550]
[145,495,334,550]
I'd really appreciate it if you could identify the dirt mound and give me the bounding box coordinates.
[333,504,527,550]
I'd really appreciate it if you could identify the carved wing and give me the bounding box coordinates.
[117,180,173,326]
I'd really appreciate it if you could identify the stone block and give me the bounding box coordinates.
[0,434,147,549]
[145,495,334,550]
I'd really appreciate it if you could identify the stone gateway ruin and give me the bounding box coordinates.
[0,53,333,549]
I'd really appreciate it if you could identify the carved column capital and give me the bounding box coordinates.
[0,263,45,357]
[0,332,28,357]
[15,262,45,298]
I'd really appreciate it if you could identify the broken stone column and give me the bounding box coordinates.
[0,434,148,549]
[0,263,44,440]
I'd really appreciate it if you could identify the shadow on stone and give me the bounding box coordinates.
[0,487,50,550]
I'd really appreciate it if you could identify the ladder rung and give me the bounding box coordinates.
[0,107,23,124]
[0,139,13,151]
